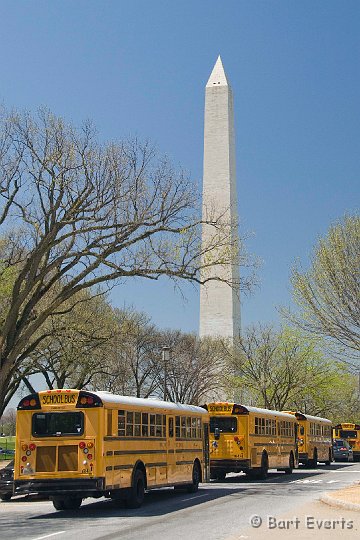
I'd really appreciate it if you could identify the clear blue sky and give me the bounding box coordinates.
[0,0,359,332]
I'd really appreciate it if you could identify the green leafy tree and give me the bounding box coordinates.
[232,324,358,419]
[288,215,360,362]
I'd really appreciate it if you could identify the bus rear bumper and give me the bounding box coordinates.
[14,477,105,497]
[210,459,251,473]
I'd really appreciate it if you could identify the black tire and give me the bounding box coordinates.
[0,493,12,501]
[324,449,332,466]
[249,453,269,480]
[187,462,201,493]
[63,497,82,510]
[284,452,295,475]
[52,497,82,511]
[309,449,318,468]
[214,470,226,481]
[258,453,269,479]
[52,498,66,511]
[126,469,145,508]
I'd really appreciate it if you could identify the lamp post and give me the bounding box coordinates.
[162,346,171,401]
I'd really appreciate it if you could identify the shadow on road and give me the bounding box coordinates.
[22,463,356,521]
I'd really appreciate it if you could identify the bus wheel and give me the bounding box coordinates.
[64,497,82,510]
[248,453,269,480]
[0,493,12,501]
[187,461,201,493]
[52,498,66,511]
[284,452,294,474]
[309,449,318,468]
[126,469,145,508]
[324,449,332,466]
[258,453,269,479]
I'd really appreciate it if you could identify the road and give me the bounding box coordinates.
[1,463,359,540]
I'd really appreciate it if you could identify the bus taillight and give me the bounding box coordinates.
[17,393,41,410]
[76,391,103,408]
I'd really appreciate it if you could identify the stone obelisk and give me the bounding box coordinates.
[199,56,240,341]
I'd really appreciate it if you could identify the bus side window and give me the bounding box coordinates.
[300,426,304,435]
[169,417,174,437]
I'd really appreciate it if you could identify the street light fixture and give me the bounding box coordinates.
[162,346,171,401]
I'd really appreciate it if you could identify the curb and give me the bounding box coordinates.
[320,494,360,512]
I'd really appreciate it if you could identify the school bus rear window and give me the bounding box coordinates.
[32,412,84,437]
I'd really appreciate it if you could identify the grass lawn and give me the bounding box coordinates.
[0,436,15,459]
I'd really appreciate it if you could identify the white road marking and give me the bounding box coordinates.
[331,469,360,473]
[181,493,208,501]
[292,479,323,483]
[31,532,65,540]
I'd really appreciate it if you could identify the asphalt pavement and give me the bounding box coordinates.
[1,462,359,540]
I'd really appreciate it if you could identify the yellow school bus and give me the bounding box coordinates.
[333,423,360,462]
[14,389,210,510]
[205,402,298,480]
[284,412,332,466]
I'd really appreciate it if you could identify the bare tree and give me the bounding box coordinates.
[287,214,360,362]
[0,108,256,414]
[25,290,115,391]
[158,331,228,405]
[93,308,162,398]
[0,407,16,435]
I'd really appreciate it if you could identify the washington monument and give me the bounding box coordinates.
[199,56,241,341]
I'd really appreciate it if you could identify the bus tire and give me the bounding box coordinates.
[249,453,269,480]
[213,470,226,481]
[126,469,145,508]
[64,497,82,510]
[284,452,295,474]
[324,449,332,466]
[258,453,269,479]
[309,449,318,468]
[187,461,201,493]
[0,493,12,501]
[52,498,66,511]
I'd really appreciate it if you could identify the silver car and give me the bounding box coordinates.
[333,439,354,462]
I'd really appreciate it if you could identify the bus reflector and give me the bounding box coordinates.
[21,456,27,462]
[87,454,93,460]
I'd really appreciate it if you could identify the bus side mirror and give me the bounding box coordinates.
[214,427,220,440]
